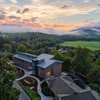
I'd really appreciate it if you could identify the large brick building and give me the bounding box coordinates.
[13,52,63,78]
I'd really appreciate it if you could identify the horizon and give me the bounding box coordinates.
[0,0,100,34]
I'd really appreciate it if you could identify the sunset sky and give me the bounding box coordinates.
[0,0,100,34]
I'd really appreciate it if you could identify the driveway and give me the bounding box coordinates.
[13,81,31,100]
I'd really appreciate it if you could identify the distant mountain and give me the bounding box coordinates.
[70,27,100,36]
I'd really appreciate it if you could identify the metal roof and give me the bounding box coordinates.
[13,52,63,68]
[13,53,36,63]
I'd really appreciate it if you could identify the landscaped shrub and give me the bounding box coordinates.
[41,81,47,87]
[41,81,50,96]
[89,83,100,92]
[42,86,50,96]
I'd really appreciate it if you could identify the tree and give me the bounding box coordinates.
[17,44,27,52]
[95,58,100,66]
[3,44,12,52]
[56,44,61,50]
[0,55,20,100]
[71,46,92,75]
[63,57,72,70]
[87,68,100,83]
[44,46,50,53]
[54,52,64,61]
[27,49,35,54]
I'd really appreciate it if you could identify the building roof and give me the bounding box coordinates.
[46,76,98,100]
[38,53,54,59]
[60,91,97,100]
[0,51,12,57]
[37,53,63,68]
[13,52,37,63]
[37,59,62,68]
[17,52,38,58]
[13,52,63,68]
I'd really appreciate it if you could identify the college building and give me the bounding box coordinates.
[13,52,63,78]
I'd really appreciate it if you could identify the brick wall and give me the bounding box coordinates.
[38,63,62,78]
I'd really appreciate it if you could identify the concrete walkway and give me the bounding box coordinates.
[15,65,53,100]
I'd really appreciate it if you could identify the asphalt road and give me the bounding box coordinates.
[13,81,31,100]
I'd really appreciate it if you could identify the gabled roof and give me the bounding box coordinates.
[60,91,97,100]
[46,76,97,100]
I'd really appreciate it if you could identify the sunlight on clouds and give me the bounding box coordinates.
[10,0,17,4]
[84,0,90,3]
[0,0,5,2]
[0,0,100,32]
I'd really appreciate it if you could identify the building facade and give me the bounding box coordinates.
[13,52,63,78]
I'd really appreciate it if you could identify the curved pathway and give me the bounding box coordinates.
[15,65,53,100]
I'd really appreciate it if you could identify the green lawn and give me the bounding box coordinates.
[24,86,40,100]
[60,41,100,51]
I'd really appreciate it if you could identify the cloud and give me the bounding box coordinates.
[53,24,66,28]
[60,5,71,9]
[0,0,5,2]
[0,24,32,33]
[0,15,5,20]
[10,0,17,4]
[22,8,30,13]
[8,15,20,20]
[31,17,38,22]
[84,0,90,3]
[85,21,100,27]
[16,9,21,14]
[1,23,22,27]
[83,18,94,23]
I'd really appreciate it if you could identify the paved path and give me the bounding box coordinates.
[13,81,31,100]
[15,65,53,100]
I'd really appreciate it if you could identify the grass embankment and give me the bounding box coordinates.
[24,86,40,100]
[60,41,100,51]
[18,77,40,100]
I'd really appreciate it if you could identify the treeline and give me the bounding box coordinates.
[1,31,100,54]
[60,34,100,41]
[0,32,63,53]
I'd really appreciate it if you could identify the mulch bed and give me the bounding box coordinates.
[19,77,38,92]
[30,74,44,81]
[16,68,25,78]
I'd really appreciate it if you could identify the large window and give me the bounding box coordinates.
[51,66,54,76]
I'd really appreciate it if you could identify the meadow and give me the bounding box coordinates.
[60,41,100,51]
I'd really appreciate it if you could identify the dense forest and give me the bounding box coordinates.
[1,31,100,54]
[0,32,62,54]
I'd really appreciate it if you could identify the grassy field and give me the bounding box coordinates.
[60,41,100,51]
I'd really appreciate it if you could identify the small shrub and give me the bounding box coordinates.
[42,86,50,96]
[89,83,100,92]
[41,81,50,96]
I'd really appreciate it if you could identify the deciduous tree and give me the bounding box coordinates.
[0,55,20,100]
[71,46,92,75]
[17,44,27,52]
